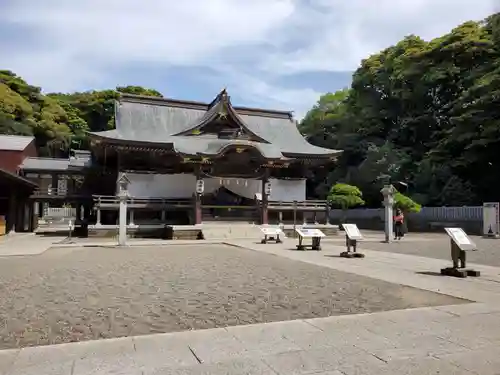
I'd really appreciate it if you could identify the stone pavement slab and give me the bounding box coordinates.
[0,234,58,256]
[0,349,18,374]
[3,238,500,374]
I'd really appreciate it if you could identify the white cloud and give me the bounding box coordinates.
[261,0,499,74]
[0,0,497,115]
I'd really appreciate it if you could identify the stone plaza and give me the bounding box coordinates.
[0,231,500,374]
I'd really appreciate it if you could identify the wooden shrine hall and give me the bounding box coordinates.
[86,89,341,227]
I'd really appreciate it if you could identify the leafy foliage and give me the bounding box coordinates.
[394,191,421,213]
[327,183,365,209]
[301,12,500,206]
[0,70,162,156]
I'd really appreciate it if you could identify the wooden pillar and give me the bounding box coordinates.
[261,168,269,225]
[28,200,37,232]
[75,202,82,223]
[6,192,17,234]
[15,198,24,232]
[51,174,58,195]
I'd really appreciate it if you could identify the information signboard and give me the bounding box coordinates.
[260,226,284,236]
[295,228,325,238]
[343,224,363,241]
[445,227,476,251]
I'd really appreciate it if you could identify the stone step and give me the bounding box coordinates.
[202,223,261,240]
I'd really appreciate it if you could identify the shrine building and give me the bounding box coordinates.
[7,89,341,236]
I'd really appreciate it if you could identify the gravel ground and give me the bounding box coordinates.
[0,244,466,350]
[324,231,500,267]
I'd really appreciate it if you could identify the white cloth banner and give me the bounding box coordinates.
[124,173,306,201]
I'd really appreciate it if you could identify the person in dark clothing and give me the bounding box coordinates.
[394,208,405,240]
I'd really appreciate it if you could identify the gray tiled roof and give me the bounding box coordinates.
[0,135,34,151]
[90,92,342,158]
[21,152,92,172]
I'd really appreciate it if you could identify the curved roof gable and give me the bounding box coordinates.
[172,89,269,143]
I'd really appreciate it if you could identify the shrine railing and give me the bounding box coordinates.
[93,195,192,209]
[268,200,328,211]
[31,187,88,198]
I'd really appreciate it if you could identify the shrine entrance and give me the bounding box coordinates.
[201,186,259,222]
[197,147,268,223]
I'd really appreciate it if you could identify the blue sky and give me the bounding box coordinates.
[0,0,497,118]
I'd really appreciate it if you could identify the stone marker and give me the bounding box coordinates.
[441,227,480,278]
[295,227,325,250]
[340,223,365,258]
[381,185,396,243]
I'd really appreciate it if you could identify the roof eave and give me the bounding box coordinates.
[88,132,175,150]
[0,168,39,189]
[282,150,342,157]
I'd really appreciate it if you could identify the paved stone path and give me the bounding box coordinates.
[1,234,500,374]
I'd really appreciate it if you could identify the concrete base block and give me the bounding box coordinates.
[340,251,365,258]
[440,267,480,278]
[296,245,321,251]
[261,237,282,244]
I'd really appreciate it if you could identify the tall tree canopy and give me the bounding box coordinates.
[300,12,500,206]
[0,70,162,157]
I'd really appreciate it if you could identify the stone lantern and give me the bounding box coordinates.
[117,173,130,246]
[380,184,396,243]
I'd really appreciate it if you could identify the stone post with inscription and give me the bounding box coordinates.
[381,185,396,243]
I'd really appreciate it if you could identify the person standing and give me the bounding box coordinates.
[394,208,405,240]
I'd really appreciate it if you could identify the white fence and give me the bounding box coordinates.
[329,206,483,222]
[43,207,76,220]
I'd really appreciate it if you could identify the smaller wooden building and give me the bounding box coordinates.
[0,135,39,235]
[0,168,38,234]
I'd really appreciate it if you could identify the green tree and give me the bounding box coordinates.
[394,191,421,213]
[300,12,500,207]
[327,183,365,222]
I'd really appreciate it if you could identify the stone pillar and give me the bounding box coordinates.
[117,173,130,246]
[118,195,127,245]
[381,185,396,243]
[96,208,102,226]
